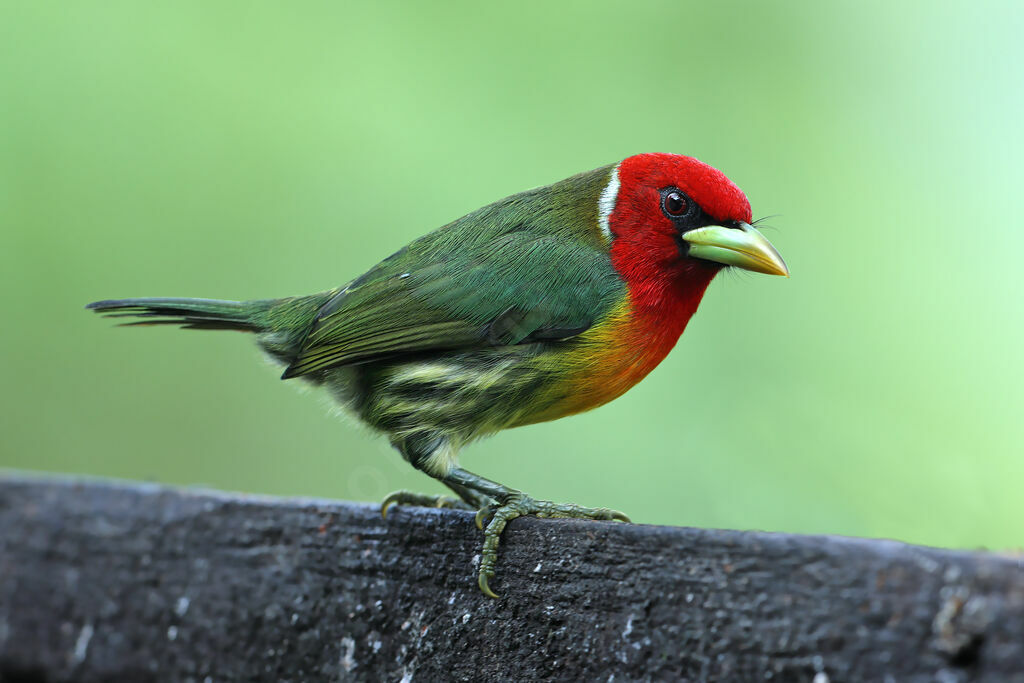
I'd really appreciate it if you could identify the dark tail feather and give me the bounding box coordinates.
[86,297,261,332]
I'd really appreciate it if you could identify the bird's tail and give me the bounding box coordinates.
[87,291,339,366]
[86,297,265,331]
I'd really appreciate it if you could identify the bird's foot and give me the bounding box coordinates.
[380,490,475,518]
[475,492,630,598]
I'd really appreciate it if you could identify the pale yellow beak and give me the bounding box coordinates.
[682,222,789,277]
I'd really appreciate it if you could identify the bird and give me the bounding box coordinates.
[87,153,788,597]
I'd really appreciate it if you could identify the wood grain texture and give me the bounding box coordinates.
[0,475,1022,682]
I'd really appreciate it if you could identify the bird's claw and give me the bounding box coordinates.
[474,493,630,598]
[478,569,499,599]
[380,490,474,519]
[474,504,496,530]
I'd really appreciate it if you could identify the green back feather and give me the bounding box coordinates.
[282,164,626,377]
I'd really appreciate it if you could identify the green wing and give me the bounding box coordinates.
[282,201,624,378]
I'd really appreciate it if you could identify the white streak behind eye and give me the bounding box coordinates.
[597,164,620,243]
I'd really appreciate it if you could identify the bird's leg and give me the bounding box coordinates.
[380,482,493,515]
[380,436,627,597]
[442,481,494,509]
[440,467,630,599]
[381,436,487,516]
[380,490,475,515]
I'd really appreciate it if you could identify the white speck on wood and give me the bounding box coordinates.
[72,623,93,663]
[340,636,357,672]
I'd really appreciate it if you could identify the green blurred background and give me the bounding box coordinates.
[2,1,1022,549]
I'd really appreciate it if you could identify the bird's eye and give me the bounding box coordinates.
[662,190,689,217]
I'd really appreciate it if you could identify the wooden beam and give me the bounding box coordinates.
[1,475,1021,681]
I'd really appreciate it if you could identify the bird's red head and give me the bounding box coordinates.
[600,153,786,322]
[615,153,752,227]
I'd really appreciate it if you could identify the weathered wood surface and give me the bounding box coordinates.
[0,475,1022,682]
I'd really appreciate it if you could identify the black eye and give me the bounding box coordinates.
[662,190,689,217]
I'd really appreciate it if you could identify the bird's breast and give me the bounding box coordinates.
[519,288,700,425]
